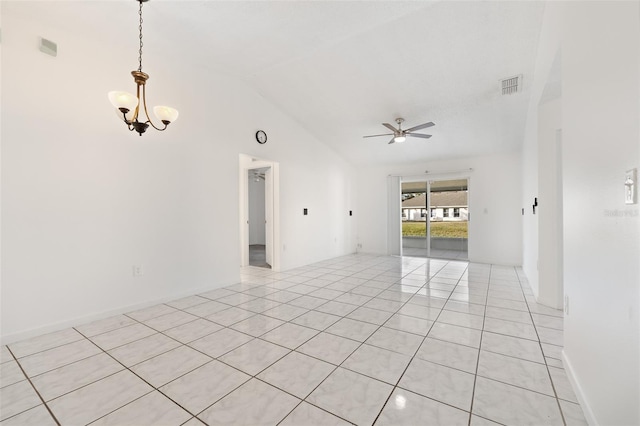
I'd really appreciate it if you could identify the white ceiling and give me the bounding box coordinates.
[8,0,546,167]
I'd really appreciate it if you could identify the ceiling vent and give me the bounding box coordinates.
[500,74,522,95]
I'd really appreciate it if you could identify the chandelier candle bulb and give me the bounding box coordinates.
[153,106,179,124]
[108,91,138,113]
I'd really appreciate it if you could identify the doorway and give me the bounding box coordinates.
[401,178,469,260]
[239,155,280,270]
[248,168,270,268]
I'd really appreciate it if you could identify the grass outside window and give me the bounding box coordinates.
[402,221,468,238]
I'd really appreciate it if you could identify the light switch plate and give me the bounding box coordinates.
[625,168,637,205]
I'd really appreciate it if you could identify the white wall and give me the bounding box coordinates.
[279,151,357,270]
[562,2,640,424]
[537,98,562,308]
[521,2,563,299]
[248,174,266,245]
[521,2,640,424]
[0,3,357,342]
[357,152,522,265]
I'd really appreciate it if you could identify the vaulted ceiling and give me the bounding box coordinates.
[7,0,546,166]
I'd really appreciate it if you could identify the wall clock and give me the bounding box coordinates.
[256,130,267,144]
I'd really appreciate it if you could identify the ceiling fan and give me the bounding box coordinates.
[251,170,265,182]
[363,118,435,144]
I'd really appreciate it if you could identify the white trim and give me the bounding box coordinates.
[0,282,228,346]
[239,154,281,271]
[562,349,599,426]
[387,175,402,256]
[426,180,431,257]
[399,175,471,260]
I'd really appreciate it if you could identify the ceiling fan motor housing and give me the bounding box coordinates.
[362,117,435,144]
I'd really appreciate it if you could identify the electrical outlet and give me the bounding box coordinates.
[564,295,569,315]
[132,265,144,277]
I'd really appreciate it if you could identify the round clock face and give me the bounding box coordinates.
[256,130,267,144]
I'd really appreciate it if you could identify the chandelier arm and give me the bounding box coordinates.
[120,110,134,128]
[131,81,142,123]
[141,84,168,131]
[120,110,136,132]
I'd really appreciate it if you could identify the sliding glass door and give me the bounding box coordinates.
[401,181,428,257]
[428,179,468,260]
[401,178,469,260]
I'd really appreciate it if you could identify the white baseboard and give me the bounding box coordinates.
[0,282,229,346]
[562,349,598,426]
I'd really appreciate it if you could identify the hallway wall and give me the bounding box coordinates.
[537,98,562,309]
[521,2,640,424]
[562,3,640,424]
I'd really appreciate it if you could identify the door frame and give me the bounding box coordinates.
[239,155,280,270]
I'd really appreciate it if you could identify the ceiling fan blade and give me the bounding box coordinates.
[408,133,432,139]
[406,122,435,132]
[382,123,398,132]
[388,137,396,144]
[363,133,394,138]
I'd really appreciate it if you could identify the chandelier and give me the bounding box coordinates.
[108,0,178,136]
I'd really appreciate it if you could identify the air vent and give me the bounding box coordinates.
[500,74,522,95]
[39,37,57,57]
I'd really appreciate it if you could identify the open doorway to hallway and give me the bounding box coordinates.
[401,178,469,260]
[248,168,270,268]
[239,154,280,271]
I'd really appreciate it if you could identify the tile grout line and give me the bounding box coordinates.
[72,327,216,425]
[8,345,107,381]
[5,345,61,426]
[370,259,468,425]
[265,256,449,425]
[158,257,393,425]
[277,261,428,425]
[264,256,413,426]
[5,336,86,362]
[1,255,352,423]
[3,254,571,426]
[466,263,491,426]
[515,268,568,426]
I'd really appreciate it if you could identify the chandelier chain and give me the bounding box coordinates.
[137,0,144,72]
[109,0,177,135]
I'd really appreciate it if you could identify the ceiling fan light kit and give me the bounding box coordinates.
[363,117,434,144]
[108,0,179,136]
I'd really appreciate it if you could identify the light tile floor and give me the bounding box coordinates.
[0,254,588,425]
[402,247,468,260]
